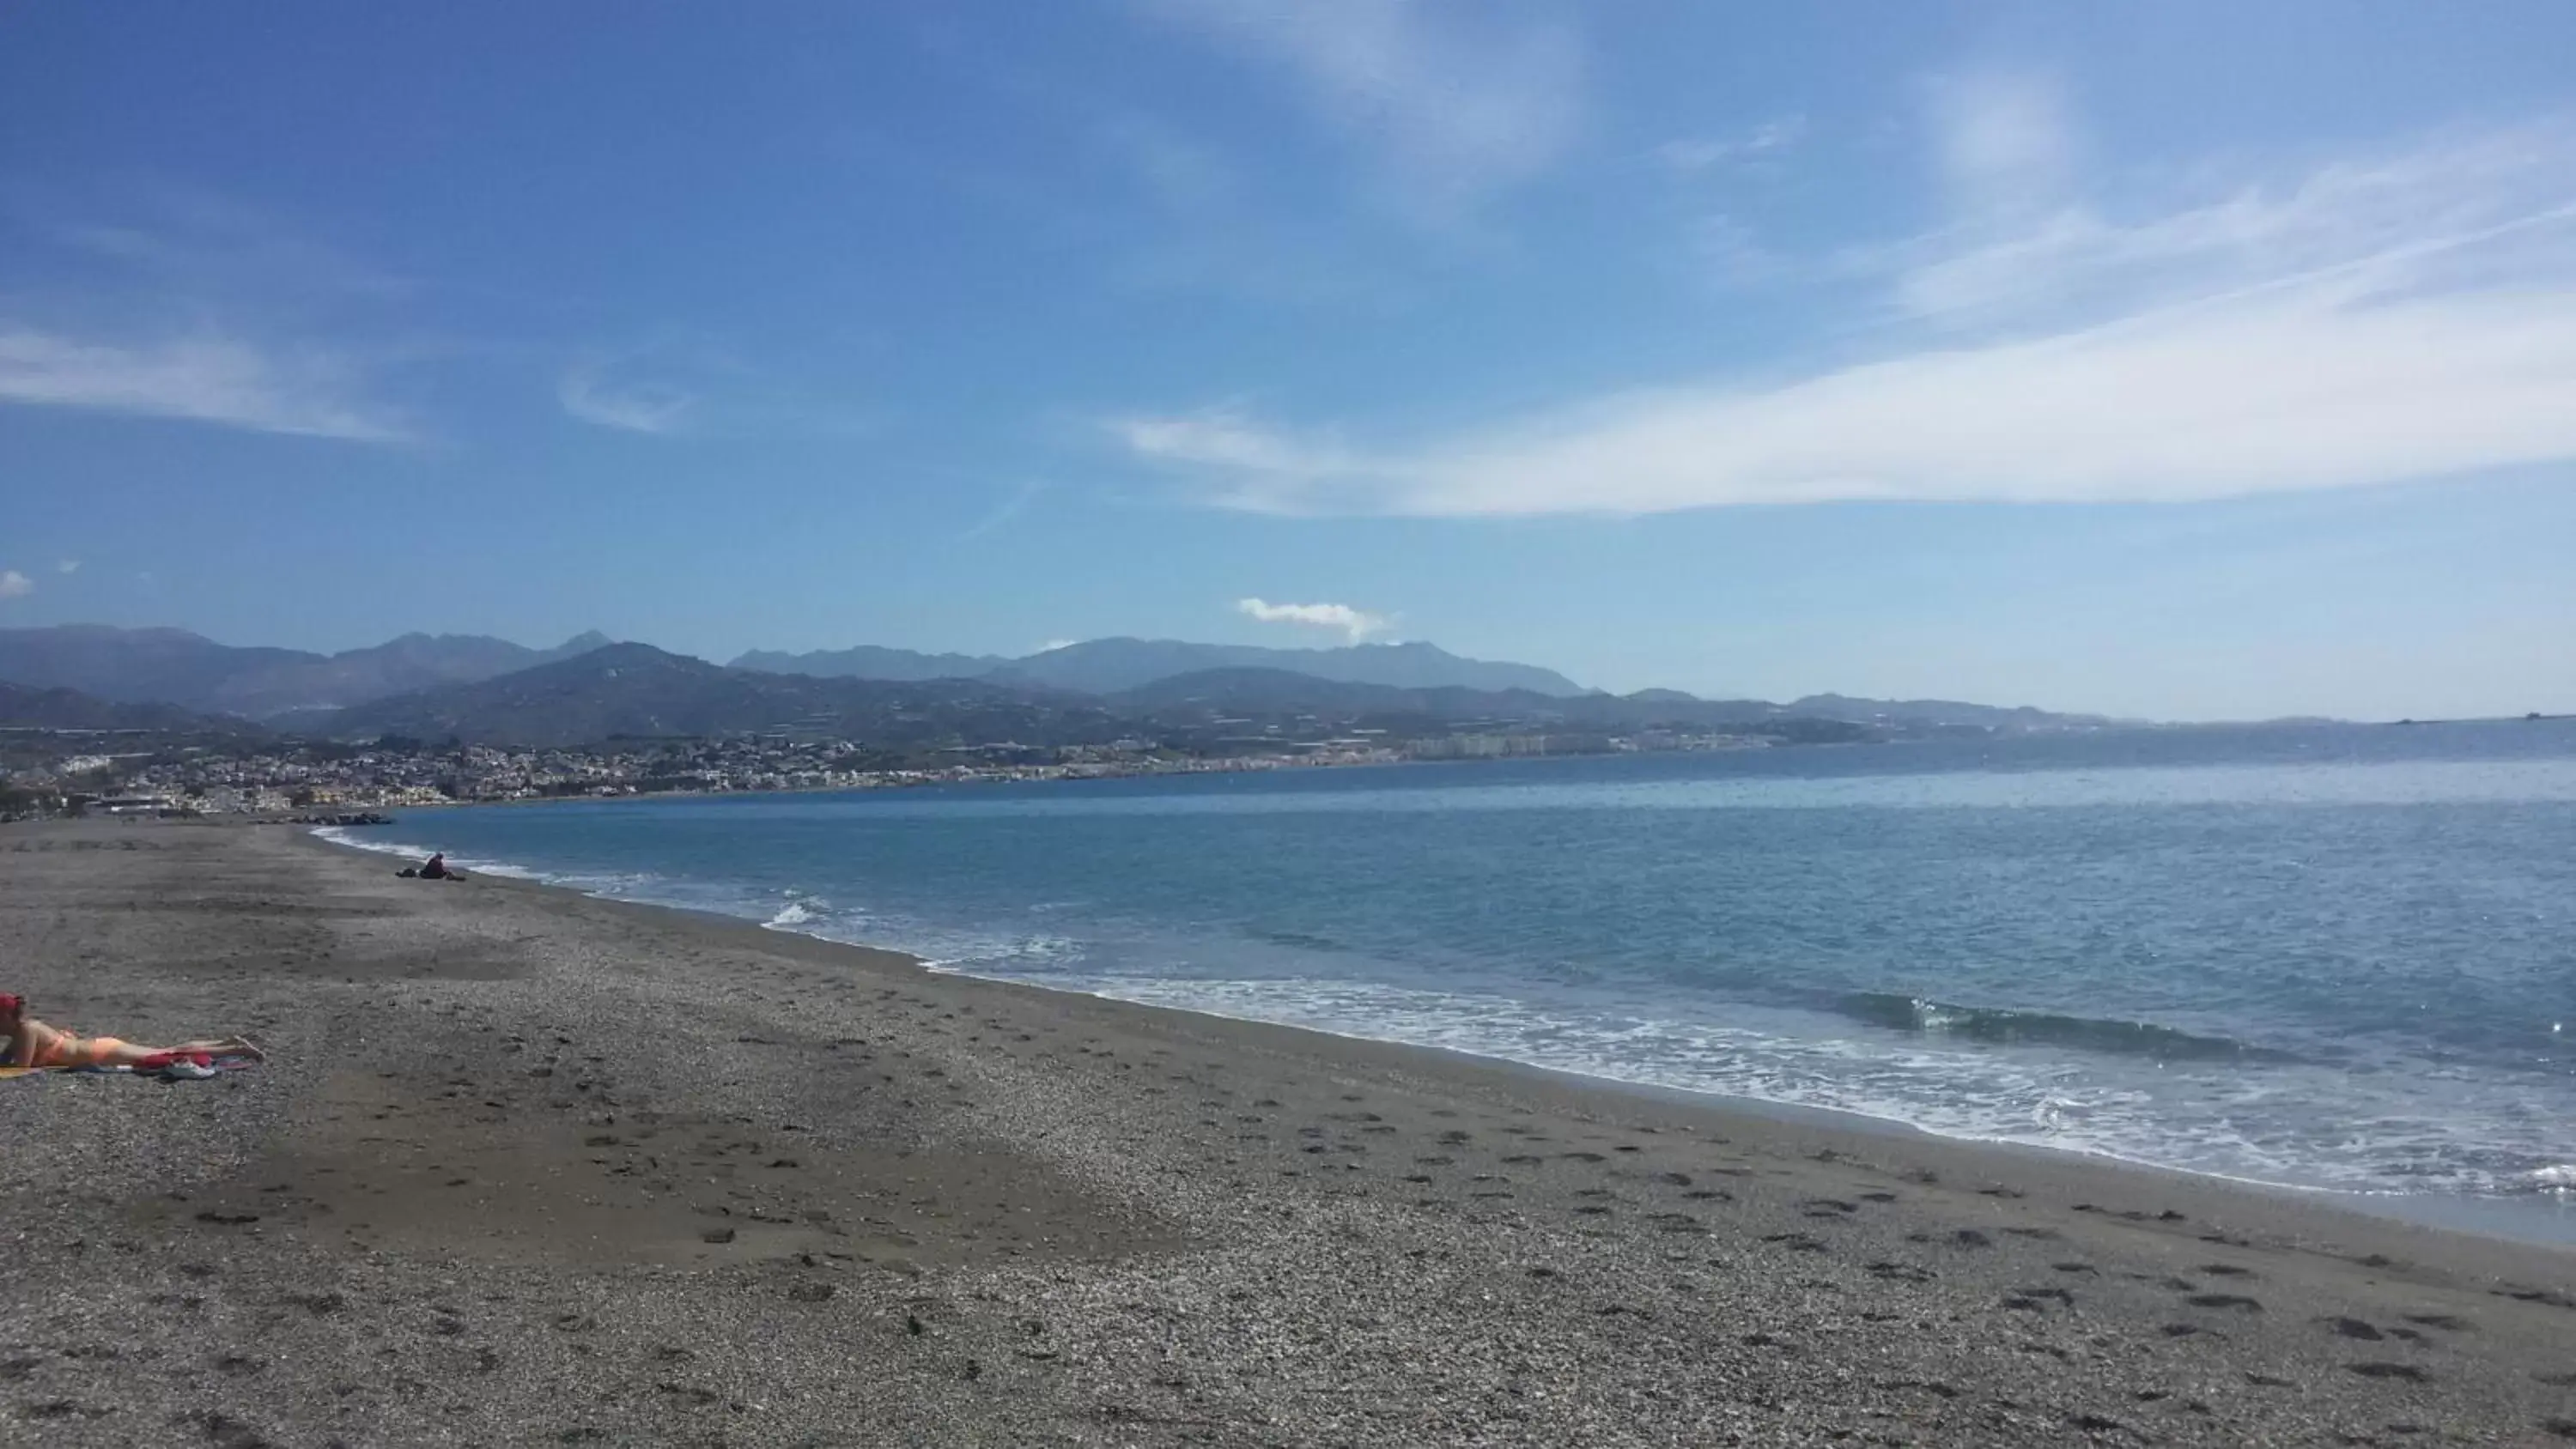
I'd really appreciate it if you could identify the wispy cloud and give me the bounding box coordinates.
[56,560,80,574]
[3,189,421,441]
[0,324,410,440]
[960,479,1047,540]
[559,359,697,435]
[45,188,414,305]
[1130,0,1583,214]
[1882,118,2576,326]
[1236,597,1391,642]
[1115,113,2576,516]
[1656,116,1807,174]
[0,570,33,599]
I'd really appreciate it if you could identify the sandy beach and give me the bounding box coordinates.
[3,817,2572,1446]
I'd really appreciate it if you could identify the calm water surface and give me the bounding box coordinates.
[322,719,2576,1240]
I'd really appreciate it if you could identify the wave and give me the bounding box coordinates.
[310,825,543,879]
[1832,991,2299,1064]
[2522,1165,2576,1195]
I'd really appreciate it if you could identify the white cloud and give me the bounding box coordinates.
[0,324,409,440]
[1236,597,1391,642]
[1885,122,2576,325]
[1036,639,1079,653]
[1111,405,1357,494]
[56,559,79,574]
[1657,116,1807,173]
[1132,0,1583,212]
[559,361,696,435]
[1116,118,2576,516]
[960,479,1047,540]
[0,570,32,599]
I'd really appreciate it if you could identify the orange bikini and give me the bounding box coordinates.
[24,1023,127,1069]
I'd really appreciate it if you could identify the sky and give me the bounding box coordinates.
[3,1,2573,721]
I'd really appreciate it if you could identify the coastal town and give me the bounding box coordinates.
[0,722,1792,820]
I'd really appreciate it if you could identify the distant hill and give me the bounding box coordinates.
[325,642,1127,749]
[9,621,2126,740]
[0,679,267,736]
[1107,670,2121,738]
[801,637,1588,696]
[1115,669,1823,731]
[734,636,1586,696]
[1783,694,2121,731]
[0,625,613,718]
[730,644,1013,682]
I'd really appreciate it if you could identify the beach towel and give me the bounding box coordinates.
[3,1058,246,1082]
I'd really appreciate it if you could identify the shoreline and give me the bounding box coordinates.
[275,822,2576,1264]
[302,818,2576,1251]
[9,816,2574,1444]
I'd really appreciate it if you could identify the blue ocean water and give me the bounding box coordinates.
[320,720,2576,1233]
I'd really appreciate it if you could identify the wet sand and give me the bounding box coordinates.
[3,816,2573,1446]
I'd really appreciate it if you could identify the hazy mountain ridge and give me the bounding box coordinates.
[0,678,270,736]
[321,652,2092,750]
[4,623,2130,744]
[736,636,1589,697]
[729,644,1015,681]
[1783,694,2122,731]
[0,626,613,718]
[325,643,1127,750]
[1114,669,1862,732]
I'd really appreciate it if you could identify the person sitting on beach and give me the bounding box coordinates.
[0,993,264,1070]
[417,852,452,880]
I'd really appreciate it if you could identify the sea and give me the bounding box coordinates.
[317,718,2576,1243]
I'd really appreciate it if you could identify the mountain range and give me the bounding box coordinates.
[733,637,1588,697]
[0,623,2121,746]
[0,680,269,737]
[325,642,1127,750]
[0,625,612,718]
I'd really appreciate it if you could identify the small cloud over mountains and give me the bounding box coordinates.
[1236,597,1390,643]
[0,569,34,599]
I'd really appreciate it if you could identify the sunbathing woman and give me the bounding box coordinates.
[0,993,264,1070]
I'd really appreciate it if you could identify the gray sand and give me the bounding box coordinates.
[3,818,2573,1446]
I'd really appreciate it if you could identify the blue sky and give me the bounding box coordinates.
[3,2,2573,720]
